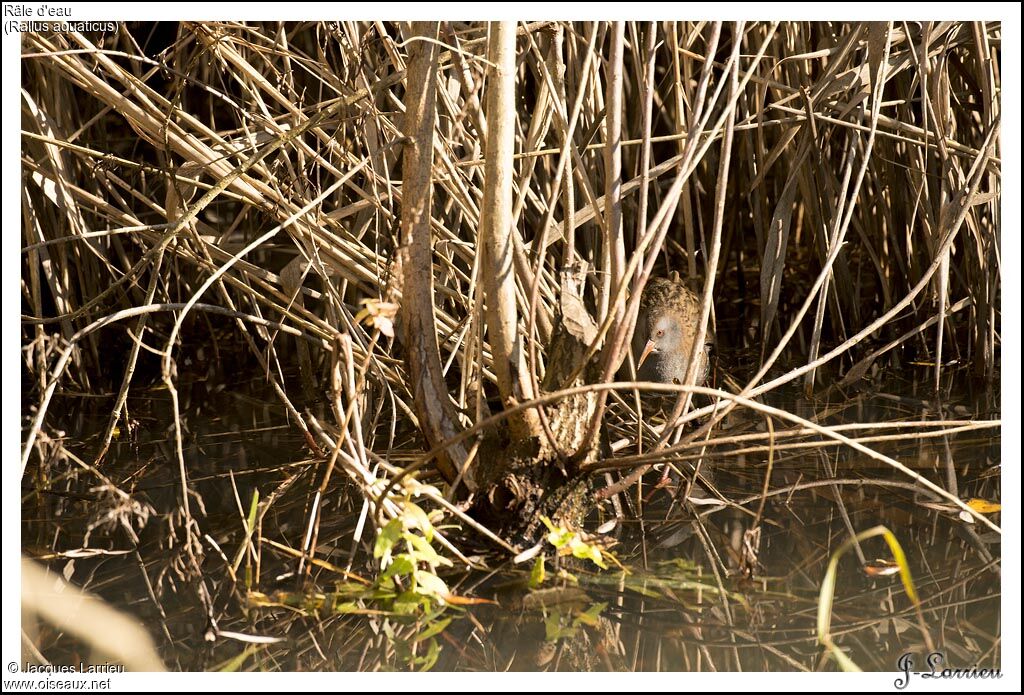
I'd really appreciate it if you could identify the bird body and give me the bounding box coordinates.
[631,275,713,385]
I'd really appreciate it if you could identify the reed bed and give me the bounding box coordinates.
[20,21,1000,671]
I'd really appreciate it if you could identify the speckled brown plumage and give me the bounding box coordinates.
[631,274,713,385]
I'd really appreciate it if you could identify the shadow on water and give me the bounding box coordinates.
[22,343,1000,672]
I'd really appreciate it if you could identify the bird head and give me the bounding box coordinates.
[637,314,683,370]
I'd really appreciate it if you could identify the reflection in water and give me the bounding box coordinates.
[22,359,999,672]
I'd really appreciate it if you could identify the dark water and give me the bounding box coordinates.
[22,351,1000,672]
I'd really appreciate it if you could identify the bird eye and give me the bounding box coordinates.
[655,329,664,338]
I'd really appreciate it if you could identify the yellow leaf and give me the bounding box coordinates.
[966,498,1001,514]
[356,299,400,337]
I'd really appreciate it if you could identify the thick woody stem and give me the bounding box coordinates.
[480,22,542,441]
[400,21,474,489]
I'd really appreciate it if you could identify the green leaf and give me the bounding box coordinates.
[528,555,546,589]
[569,536,608,569]
[414,570,449,600]
[413,617,453,644]
[403,502,435,543]
[407,532,452,568]
[246,490,259,532]
[544,610,572,641]
[382,554,415,580]
[374,518,403,561]
[334,601,361,614]
[416,637,440,671]
[394,590,427,616]
[574,602,607,628]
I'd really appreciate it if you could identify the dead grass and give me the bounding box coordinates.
[20,21,1000,671]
